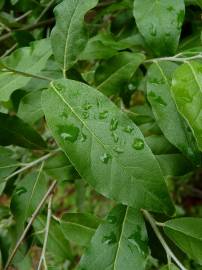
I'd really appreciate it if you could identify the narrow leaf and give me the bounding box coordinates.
[147,61,199,162]
[51,0,98,74]
[78,205,148,270]
[133,0,185,56]
[171,61,202,151]
[42,79,174,214]
[0,113,46,149]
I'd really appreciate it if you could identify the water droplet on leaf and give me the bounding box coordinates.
[133,138,144,150]
[82,111,89,119]
[100,153,111,163]
[59,125,79,142]
[113,146,124,153]
[103,232,117,244]
[83,103,92,110]
[99,110,108,119]
[124,126,133,133]
[110,118,118,131]
[112,132,119,143]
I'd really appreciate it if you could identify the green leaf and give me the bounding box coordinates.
[44,150,77,182]
[0,39,52,101]
[42,79,174,215]
[51,0,98,74]
[0,113,46,149]
[33,215,73,263]
[147,61,199,162]
[171,61,202,152]
[60,213,101,246]
[133,0,185,56]
[10,171,48,234]
[78,205,148,270]
[95,52,145,95]
[17,90,44,124]
[164,217,202,264]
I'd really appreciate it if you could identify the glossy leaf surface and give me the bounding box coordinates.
[42,79,174,214]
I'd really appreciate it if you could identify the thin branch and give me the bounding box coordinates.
[1,63,52,81]
[35,0,55,23]
[0,18,55,42]
[144,53,202,64]
[37,194,53,270]
[3,149,60,183]
[15,10,33,22]
[1,43,17,58]
[142,209,188,270]
[4,180,57,270]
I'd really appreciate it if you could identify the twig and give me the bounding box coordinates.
[37,194,53,270]
[142,209,188,270]
[15,10,33,22]
[1,43,17,58]
[4,180,57,270]
[3,149,60,183]
[35,0,55,23]
[144,53,202,64]
[0,18,55,42]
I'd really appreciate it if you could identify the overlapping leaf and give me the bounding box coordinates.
[42,79,174,214]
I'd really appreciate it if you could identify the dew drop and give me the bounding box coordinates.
[113,146,124,154]
[107,216,117,224]
[128,83,135,91]
[110,118,118,131]
[102,232,117,244]
[80,133,87,142]
[124,126,134,133]
[59,124,79,142]
[99,110,108,119]
[150,24,157,36]
[16,187,27,196]
[82,111,89,119]
[112,132,119,143]
[54,83,63,91]
[100,153,111,163]
[83,103,92,110]
[133,138,144,150]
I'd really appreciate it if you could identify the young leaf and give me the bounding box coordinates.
[147,61,199,163]
[171,61,202,151]
[78,205,148,270]
[164,217,202,264]
[17,90,44,124]
[133,0,185,56]
[60,213,101,246]
[51,0,98,75]
[33,215,73,263]
[95,52,145,95]
[0,113,46,149]
[42,79,174,215]
[0,39,52,101]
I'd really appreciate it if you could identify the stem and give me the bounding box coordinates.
[37,194,53,270]
[1,63,52,81]
[144,53,202,64]
[35,0,55,23]
[15,10,33,22]
[4,180,57,270]
[142,210,188,270]
[1,43,17,58]
[3,149,60,183]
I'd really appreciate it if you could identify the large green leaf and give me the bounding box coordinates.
[51,0,98,74]
[95,52,145,95]
[33,215,73,263]
[78,205,148,270]
[0,113,46,149]
[164,217,202,264]
[147,61,199,162]
[60,213,101,246]
[10,171,48,235]
[133,0,185,56]
[42,79,174,214]
[171,61,202,151]
[0,39,52,101]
